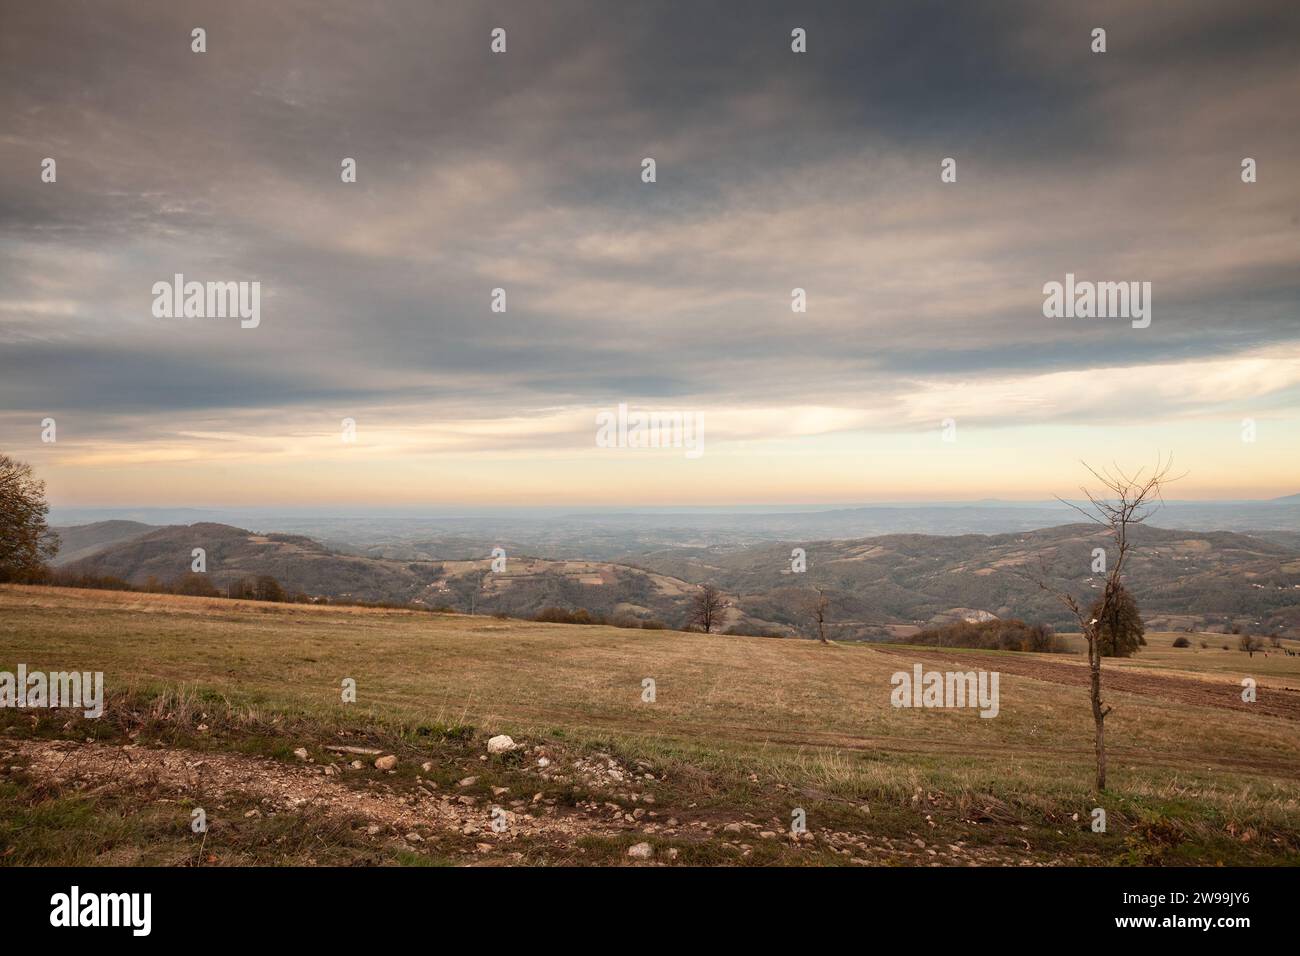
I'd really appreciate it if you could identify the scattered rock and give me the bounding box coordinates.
[293,748,309,761]
[374,755,398,771]
[627,842,654,859]
[487,735,516,754]
[405,831,423,843]
[458,776,478,787]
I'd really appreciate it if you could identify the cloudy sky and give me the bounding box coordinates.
[2,0,1298,506]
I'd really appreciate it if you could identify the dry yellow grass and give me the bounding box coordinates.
[1057,630,1300,690]
[3,585,1299,809]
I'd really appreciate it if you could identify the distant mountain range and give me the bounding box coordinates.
[53,518,1300,638]
[48,498,1300,559]
[630,524,1300,638]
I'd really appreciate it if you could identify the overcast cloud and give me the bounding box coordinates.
[1,1,1297,502]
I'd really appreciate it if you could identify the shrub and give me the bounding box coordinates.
[906,618,1065,653]
[533,606,602,626]
[173,572,221,597]
[1171,636,1191,648]
[253,575,285,602]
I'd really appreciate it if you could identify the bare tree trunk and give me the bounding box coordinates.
[1036,456,1178,795]
[1089,636,1107,791]
[815,589,829,644]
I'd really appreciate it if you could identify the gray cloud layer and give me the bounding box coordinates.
[2,0,1298,440]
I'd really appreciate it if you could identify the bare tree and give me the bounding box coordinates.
[1039,456,1179,792]
[453,568,489,614]
[811,587,830,644]
[688,584,726,633]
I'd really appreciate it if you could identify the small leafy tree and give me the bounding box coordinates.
[0,452,58,582]
[1089,583,1145,657]
[253,575,285,602]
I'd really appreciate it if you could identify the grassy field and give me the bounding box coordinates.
[1055,631,1300,691]
[2,585,1298,866]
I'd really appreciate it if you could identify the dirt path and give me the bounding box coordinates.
[6,737,1038,866]
[11,738,615,849]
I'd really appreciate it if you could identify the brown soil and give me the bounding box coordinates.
[7,737,1032,866]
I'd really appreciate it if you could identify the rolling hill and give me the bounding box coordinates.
[57,520,1300,638]
[633,523,1300,638]
[59,522,705,626]
[48,520,161,566]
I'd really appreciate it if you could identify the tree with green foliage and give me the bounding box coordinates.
[253,575,286,602]
[1089,584,1146,657]
[0,452,58,582]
